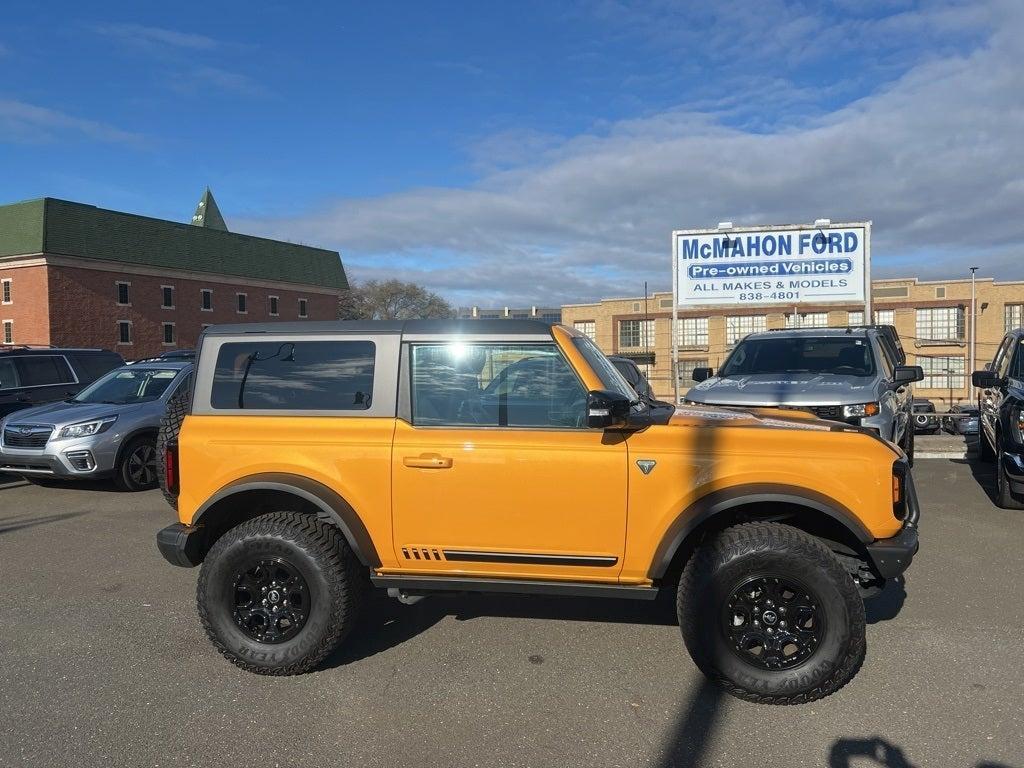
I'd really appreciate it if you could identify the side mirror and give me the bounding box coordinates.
[587,389,631,429]
[893,365,923,386]
[972,370,1003,389]
[691,367,713,382]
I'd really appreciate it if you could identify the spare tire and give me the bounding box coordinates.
[157,380,192,510]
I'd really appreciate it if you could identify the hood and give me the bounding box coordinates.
[2,400,141,427]
[667,404,844,433]
[686,372,876,407]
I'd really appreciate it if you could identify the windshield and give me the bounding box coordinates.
[571,336,639,401]
[719,337,876,377]
[72,367,181,404]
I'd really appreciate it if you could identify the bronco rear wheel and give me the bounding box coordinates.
[197,511,367,675]
[678,522,865,704]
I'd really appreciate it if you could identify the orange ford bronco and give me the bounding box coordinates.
[156,320,919,703]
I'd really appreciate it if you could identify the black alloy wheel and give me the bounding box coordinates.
[722,576,823,671]
[115,437,158,491]
[231,557,309,643]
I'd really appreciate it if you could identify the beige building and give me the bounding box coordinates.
[562,277,1024,407]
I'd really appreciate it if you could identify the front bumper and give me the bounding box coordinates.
[1002,450,1024,494]
[864,460,920,579]
[0,435,118,478]
[156,523,206,567]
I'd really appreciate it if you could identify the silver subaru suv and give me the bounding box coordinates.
[0,361,192,490]
[684,326,923,462]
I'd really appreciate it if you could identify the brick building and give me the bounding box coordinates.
[0,191,346,359]
[562,276,1024,408]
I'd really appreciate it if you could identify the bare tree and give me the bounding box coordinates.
[339,279,455,320]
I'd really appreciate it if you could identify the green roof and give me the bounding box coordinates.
[0,197,347,290]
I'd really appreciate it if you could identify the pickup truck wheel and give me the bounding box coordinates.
[995,444,1024,510]
[678,522,865,704]
[197,511,367,675]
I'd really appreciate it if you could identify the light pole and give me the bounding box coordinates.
[970,266,979,401]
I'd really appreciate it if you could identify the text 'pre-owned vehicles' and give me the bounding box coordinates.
[973,328,1024,509]
[0,361,192,490]
[684,325,923,463]
[0,346,123,418]
[155,320,919,704]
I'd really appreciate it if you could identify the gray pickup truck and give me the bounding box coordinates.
[684,326,923,462]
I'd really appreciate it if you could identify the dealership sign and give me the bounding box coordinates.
[672,222,870,307]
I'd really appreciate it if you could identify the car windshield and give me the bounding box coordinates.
[719,337,876,377]
[72,367,180,404]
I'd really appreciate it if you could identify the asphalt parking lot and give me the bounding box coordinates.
[0,458,1021,768]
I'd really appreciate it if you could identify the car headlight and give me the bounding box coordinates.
[842,403,880,418]
[56,416,117,440]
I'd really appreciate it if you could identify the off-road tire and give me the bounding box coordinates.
[678,522,865,705]
[197,511,367,675]
[113,435,159,491]
[157,385,190,509]
[903,424,915,467]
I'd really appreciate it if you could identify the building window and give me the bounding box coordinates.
[677,317,709,347]
[916,307,964,343]
[269,296,280,316]
[678,358,709,384]
[785,312,828,328]
[162,322,176,345]
[659,298,673,309]
[116,281,131,306]
[918,355,965,389]
[874,309,894,325]
[573,321,596,340]
[1006,304,1024,332]
[1,279,11,304]
[726,315,767,345]
[2,320,12,344]
[161,285,174,309]
[201,289,213,311]
[619,319,654,348]
[236,293,247,314]
[118,321,132,345]
[298,298,309,318]
[847,311,864,326]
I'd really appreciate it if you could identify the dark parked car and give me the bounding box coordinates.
[912,398,941,434]
[973,328,1024,508]
[0,347,124,419]
[944,405,980,435]
[608,356,674,410]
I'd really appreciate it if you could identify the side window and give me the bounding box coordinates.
[211,340,375,410]
[1007,339,1024,380]
[15,356,75,387]
[875,339,894,378]
[0,358,21,390]
[993,336,1014,379]
[410,343,586,428]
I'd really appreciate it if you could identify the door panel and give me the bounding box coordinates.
[391,420,628,581]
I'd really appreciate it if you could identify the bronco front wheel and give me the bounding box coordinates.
[678,522,865,704]
[197,511,366,675]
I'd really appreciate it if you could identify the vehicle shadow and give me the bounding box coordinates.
[0,510,91,535]
[829,737,917,767]
[324,588,679,668]
[654,676,723,768]
[951,456,998,505]
[864,576,906,624]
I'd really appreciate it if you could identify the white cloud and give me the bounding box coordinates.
[239,0,1024,307]
[0,99,142,146]
[92,23,221,51]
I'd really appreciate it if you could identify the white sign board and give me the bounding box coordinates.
[673,223,869,307]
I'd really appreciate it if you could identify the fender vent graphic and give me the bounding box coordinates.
[401,547,445,562]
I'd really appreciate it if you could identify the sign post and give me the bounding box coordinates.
[671,221,872,404]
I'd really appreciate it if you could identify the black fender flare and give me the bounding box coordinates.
[192,472,381,568]
[648,483,874,580]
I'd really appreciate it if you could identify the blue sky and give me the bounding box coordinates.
[2,1,1021,306]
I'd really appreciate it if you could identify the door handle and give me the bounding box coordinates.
[403,454,453,469]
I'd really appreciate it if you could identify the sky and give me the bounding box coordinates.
[2,0,1022,307]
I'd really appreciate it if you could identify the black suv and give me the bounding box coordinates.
[973,328,1024,509]
[0,347,124,419]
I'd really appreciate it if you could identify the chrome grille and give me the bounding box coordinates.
[2,424,53,448]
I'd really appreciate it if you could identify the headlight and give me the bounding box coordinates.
[56,416,117,440]
[842,403,880,418]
